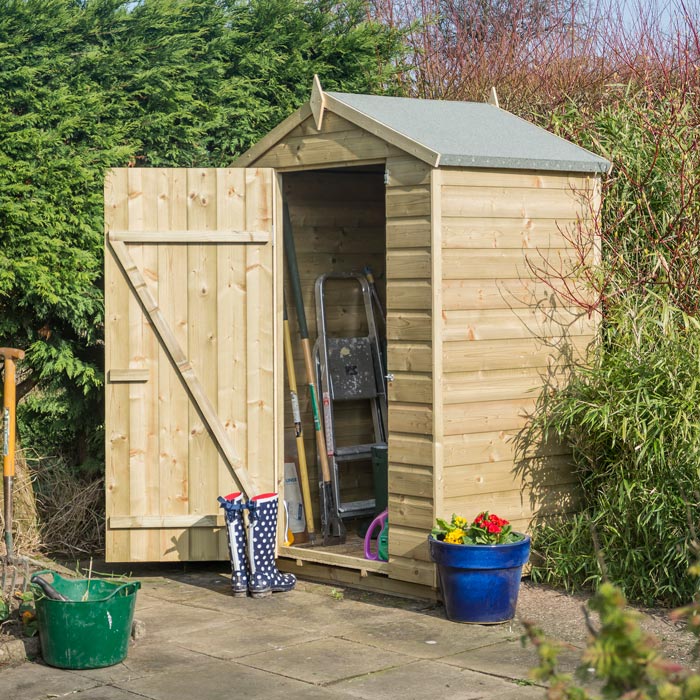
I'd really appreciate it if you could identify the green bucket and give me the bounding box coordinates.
[31,570,141,669]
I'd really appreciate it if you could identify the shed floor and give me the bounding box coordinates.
[291,532,368,557]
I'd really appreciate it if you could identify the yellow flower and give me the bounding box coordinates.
[453,516,468,528]
[444,528,465,544]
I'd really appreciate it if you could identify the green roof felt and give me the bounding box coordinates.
[327,92,611,174]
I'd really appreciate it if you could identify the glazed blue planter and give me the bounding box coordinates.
[428,534,531,624]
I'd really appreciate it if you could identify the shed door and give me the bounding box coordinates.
[104,168,278,562]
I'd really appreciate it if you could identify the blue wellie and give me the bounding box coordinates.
[246,493,296,598]
[218,492,249,598]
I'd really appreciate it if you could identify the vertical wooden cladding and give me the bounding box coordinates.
[385,156,436,586]
[438,167,599,528]
[105,167,276,562]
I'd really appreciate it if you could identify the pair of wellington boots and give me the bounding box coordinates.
[218,492,296,598]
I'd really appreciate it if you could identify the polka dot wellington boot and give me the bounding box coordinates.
[218,492,249,597]
[246,493,297,598]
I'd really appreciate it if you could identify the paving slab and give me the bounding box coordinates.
[173,617,324,659]
[336,607,514,659]
[72,640,213,684]
[114,657,353,699]
[235,636,415,685]
[139,575,232,606]
[327,658,531,700]
[5,565,677,700]
[70,685,151,699]
[0,662,98,700]
[127,597,239,640]
[439,637,581,681]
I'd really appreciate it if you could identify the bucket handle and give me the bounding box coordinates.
[30,569,140,600]
[103,580,141,600]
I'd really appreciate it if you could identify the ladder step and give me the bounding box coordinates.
[334,444,375,460]
[338,499,375,516]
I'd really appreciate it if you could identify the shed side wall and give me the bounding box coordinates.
[438,168,600,532]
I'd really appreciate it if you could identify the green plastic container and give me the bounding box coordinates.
[31,570,140,669]
[371,443,388,515]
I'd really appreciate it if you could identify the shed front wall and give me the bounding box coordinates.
[246,110,441,588]
[385,157,438,587]
[437,167,600,533]
[249,111,405,170]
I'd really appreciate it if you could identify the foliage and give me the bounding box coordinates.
[524,582,700,699]
[371,0,699,116]
[528,293,700,607]
[543,83,700,316]
[432,512,523,545]
[0,0,406,471]
[522,54,700,607]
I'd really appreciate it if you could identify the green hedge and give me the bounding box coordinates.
[0,0,405,468]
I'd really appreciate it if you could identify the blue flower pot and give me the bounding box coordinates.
[428,534,531,624]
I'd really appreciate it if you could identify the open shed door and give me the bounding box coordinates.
[104,168,279,562]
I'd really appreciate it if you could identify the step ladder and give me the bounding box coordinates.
[314,272,388,536]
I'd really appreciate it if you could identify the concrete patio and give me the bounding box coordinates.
[0,564,691,700]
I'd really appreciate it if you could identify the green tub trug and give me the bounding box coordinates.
[31,570,140,669]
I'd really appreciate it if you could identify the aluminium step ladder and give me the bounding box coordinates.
[314,272,388,536]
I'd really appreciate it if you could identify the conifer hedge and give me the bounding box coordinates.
[0,0,404,468]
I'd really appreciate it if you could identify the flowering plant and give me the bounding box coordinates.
[431,512,523,545]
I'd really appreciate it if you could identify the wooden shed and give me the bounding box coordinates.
[104,80,609,597]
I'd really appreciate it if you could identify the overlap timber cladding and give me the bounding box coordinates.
[105,168,277,563]
[385,156,437,586]
[438,168,600,534]
[386,165,599,585]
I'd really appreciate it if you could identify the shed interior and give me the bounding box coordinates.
[281,164,389,565]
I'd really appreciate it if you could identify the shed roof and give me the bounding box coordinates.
[326,91,610,173]
[235,79,611,174]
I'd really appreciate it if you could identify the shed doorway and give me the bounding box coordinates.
[279,164,390,575]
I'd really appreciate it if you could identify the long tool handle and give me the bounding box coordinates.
[30,574,68,601]
[363,266,386,326]
[283,297,316,544]
[1,347,24,561]
[283,205,332,485]
[283,204,340,542]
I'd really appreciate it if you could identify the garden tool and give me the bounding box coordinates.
[283,295,315,544]
[283,203,343,544]
[1,347,25,562]
[30,574,68,601]
[362,265,385,328]
[246,493,296,598]
[217,492,249,598]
